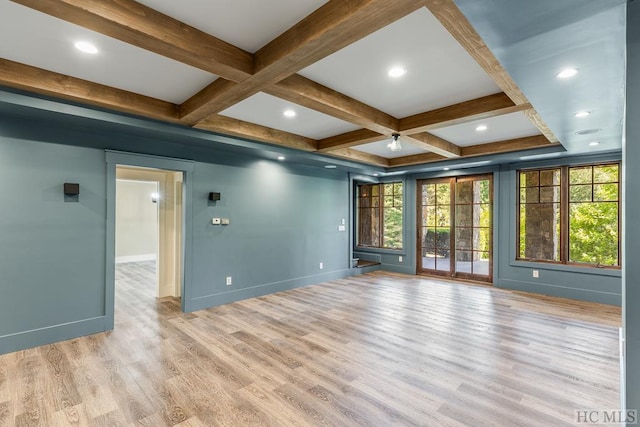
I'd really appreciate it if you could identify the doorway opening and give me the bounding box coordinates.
[114,166,184,320]
[417,174,493,282]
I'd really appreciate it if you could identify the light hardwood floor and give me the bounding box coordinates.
[0,263,621,426]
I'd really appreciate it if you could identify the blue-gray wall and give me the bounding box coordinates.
[0,111,352,354]
[188,158,350,311]
[356,157,622,305]
[626,0,639,414]
[0,137,107,353]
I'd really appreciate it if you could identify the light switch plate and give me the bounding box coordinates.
[212,218,221,225]
[221,218,230,225]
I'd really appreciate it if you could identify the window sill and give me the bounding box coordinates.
[510,260,621,277]
[355,246,405,256]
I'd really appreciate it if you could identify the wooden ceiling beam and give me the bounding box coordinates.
[194,115,318,152]
[522,109,559,145]
[324,148,390,167]
[424,0,558,143]
[405,133,461,157]
[180,0,424,124]
[389,135,557,167]
[0,58,179,122]
[317,129,386,152]
[11,0,254,82]
[399,93,531,134]
[460,135,557,157]
[266,74,398,134]
[388,152,445,167]
[254,0,424,76]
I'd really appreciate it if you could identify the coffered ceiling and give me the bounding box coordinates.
[0,0,625,171]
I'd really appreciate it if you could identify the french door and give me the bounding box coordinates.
[417,174,493,282]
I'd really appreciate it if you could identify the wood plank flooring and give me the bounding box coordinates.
[0,262,621,426]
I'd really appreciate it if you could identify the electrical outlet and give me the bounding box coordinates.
[319,262,324,270]
[532,270,539,278]
[226,276,232,286]
[399,256,403,262]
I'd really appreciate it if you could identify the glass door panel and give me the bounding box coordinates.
[418,179,452,275]
[454,176,492,280]
[417,175,492,282]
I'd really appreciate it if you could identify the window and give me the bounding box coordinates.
[357,182,403,249]
[517,163,620,267]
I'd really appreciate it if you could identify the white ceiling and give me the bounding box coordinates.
[0,0,625,170]
[0,1,217,104]
[430,111,541,146]
[135,0,329,53]
[299,7,501,118]
[220,92,361,140]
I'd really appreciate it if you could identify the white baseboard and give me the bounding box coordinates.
[115,253,156,264]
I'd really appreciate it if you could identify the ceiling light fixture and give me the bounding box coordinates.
[373,173,379,177]
[574,111,591,118]
[589,141,600,147]
[387,133,402,152]
[443,167,450,171]
[388,66,406,78]
[475,124,488,132]
[556,67,578,79]
[324,165,337,169]
[283,109,296,118]
[277,156,285,161]
[74,41,98,54]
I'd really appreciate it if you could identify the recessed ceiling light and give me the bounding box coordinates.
[324,165,337,169]
[74,41,98,54]
[388,66,406,78]
[575,128,602,135]
[574,111,591,118]
[475,124,488,132]
[556,67,578,79]
[277,156,285,161]
[283,109,296,118]
[443,167,450,171]
[588,141,600,147]
[373,173,379,177]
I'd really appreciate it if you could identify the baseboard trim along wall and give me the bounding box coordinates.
[0,316,107,355]
[187,269,354,312]
[498,278,621,306]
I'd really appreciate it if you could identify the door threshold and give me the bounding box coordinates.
[416,272,493,287]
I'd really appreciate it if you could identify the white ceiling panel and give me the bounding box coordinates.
[0,2,217,104]
[299,7,501,119]
[135,0,329,53]
[430,111,541,146]
[353,138,429,159]
[220,92,361,140]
